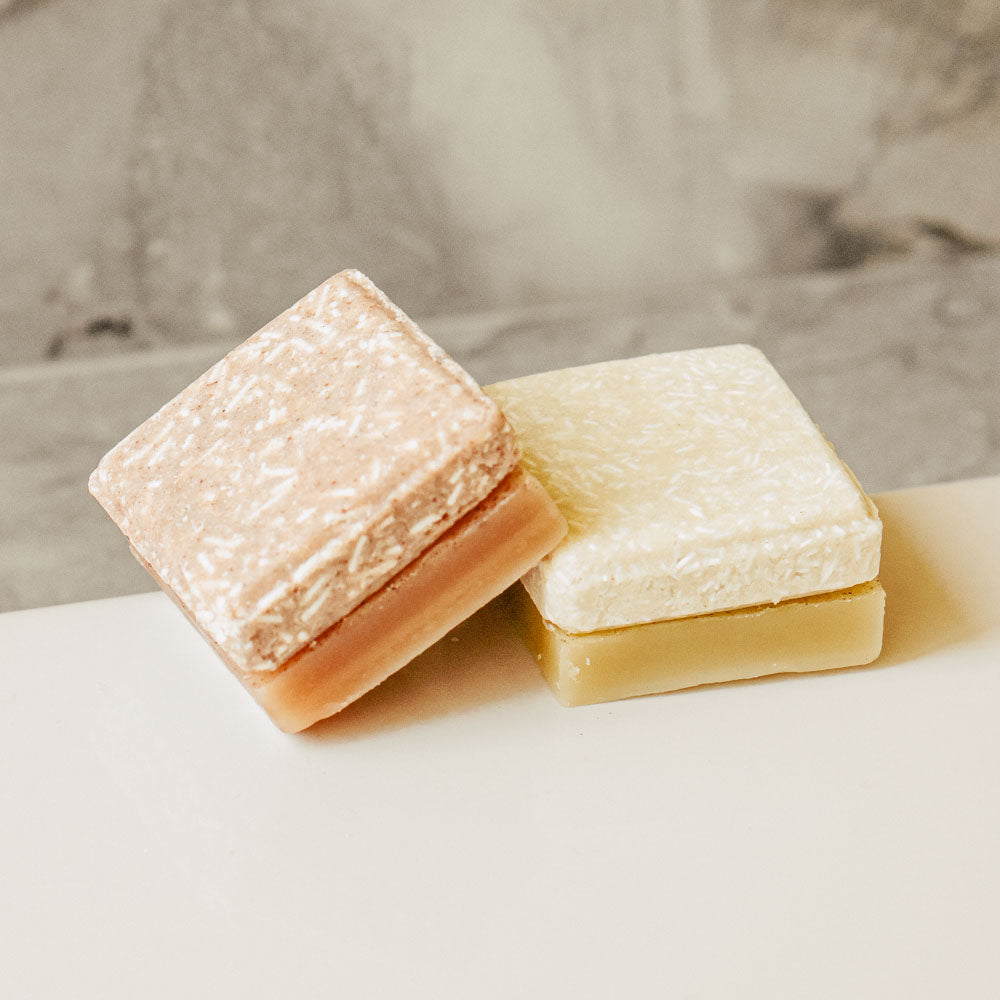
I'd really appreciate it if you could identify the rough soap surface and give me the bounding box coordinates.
[90,270,518,672]
[486,345,882,633]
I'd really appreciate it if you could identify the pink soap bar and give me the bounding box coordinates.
[90,270,564,729]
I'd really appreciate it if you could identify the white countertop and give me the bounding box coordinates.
[2,476,998,999]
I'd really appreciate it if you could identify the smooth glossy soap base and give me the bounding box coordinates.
[140,468,566,732]
[514,580,885,707]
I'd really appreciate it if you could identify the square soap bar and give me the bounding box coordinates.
[90,270,566,729]
[486,346,884,703]
[486,345,882,633]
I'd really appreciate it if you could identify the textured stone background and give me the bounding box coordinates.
[2,0,1000,610]
[4,0,1000,363]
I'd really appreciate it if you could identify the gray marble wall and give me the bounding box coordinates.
[3,0,1000,611]
[3,0,1000,364]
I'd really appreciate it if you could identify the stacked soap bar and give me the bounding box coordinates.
[486,345,884,706]
[90,270,566,731]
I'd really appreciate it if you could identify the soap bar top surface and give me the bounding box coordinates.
[90,270,519,672]
[486,345,881,633]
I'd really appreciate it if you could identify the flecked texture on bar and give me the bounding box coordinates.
[486,345,881,633]
[90,270,519,672]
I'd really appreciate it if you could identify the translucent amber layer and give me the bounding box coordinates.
[514,579,885,707]
[145,468,565,731]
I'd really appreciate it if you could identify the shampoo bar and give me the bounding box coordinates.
[90,270,566,730]
[486,346,884,703]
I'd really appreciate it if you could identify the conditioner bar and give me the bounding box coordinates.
[487,346,883,704]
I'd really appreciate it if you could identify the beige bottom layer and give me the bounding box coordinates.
[140,467,566,732]
[514,579,885,707]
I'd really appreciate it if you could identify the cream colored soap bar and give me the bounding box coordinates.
[487,345,884,705]
[514,580,886,707]
[486,346,882,633]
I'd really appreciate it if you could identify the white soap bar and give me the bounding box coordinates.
[486,345,882,633]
